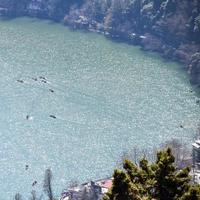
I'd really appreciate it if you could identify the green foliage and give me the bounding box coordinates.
[104,169,142,200]
[104,148,200,200]
[180,185,200,200]
[153,148,191,200]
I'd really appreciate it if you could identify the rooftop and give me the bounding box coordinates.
[192,140,200,149]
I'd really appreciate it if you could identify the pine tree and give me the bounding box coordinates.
[104,148,200,200]
[153,148,191,200]
[104,169,142,200]
[180,185,200,200]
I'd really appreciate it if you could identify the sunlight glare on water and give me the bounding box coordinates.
[0,17,199,199]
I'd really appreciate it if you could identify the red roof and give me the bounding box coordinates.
[100,179,112,189]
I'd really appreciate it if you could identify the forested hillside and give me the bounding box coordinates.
[0,0,199,86]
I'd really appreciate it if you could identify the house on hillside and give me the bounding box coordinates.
[192,140,200,169]
[192,140,200,184]
[60,178,113,200]
[94,178,113,195]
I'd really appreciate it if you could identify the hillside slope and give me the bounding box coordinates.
[0,0,199,87]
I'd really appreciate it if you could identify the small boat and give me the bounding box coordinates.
[41,80,47,83]
[39,76,46,80]
[25,165,29,170]
[32,181,37,187]
[26,115,33,120]
[49,115,56,119]
[49,89,54,93]
[17,79,24,83]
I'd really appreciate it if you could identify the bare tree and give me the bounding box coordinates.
[80,187,89,200]
[115,150,131,168]
[193,123,200,140]
[90,181,98,200]
[116,146,156,168]
[43,168,54,200]
[14,193,22,200]
[68,180,79,188]
[160,138,192,169]
[29,190,37,200]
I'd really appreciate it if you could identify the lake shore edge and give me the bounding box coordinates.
[0,0,199,89]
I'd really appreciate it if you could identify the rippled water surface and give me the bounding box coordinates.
[0,17,199,199]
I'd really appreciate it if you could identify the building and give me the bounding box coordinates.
[192,140,200,169]
[192,140,200,184]
[94,179,113,195]
[60,178,113,200]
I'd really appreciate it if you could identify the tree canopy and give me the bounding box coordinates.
[104,148,200,200]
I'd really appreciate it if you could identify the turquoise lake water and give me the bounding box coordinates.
[0,17,199,199]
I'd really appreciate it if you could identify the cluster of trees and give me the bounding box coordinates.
[104,148,200,200]
[117,139,191,170]
[0,0,84,20]
[14,145,199,200]
[1,0,200,44]
[15,169,55,200]
[65,0,200,44]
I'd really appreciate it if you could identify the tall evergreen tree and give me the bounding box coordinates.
[104,148,200,200]
[153,148,191,200]
[180,184,200,200]
[104,169,142,200]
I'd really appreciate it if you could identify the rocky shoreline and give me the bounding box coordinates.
[0,0,199,88]
[64,16,199,65]
[63,10,200,89]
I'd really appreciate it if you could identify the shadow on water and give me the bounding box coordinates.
[0,16,15,21]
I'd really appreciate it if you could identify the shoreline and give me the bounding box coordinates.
[0,0,199,87]
[1,15,199,90]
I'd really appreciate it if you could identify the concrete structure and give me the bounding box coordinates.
[192,140,200,184]
[192,140,200,170]
[60,178,113,200]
